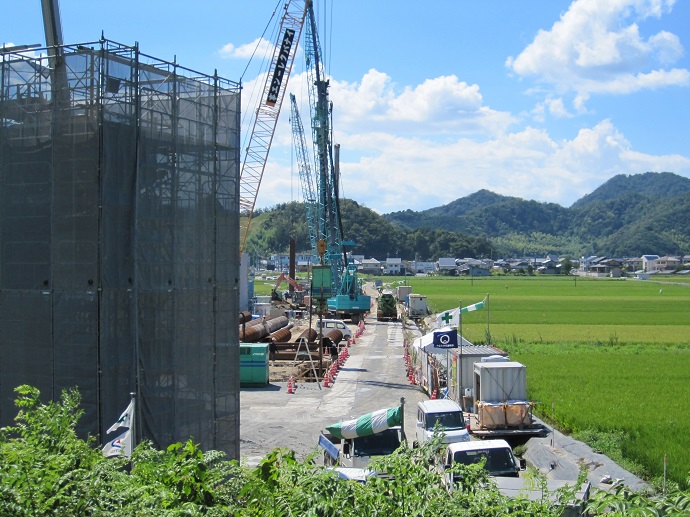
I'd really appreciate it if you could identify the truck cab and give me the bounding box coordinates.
[416,399,470,445]
[443,439,524,486]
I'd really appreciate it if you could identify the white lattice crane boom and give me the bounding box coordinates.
[239,0,307,253]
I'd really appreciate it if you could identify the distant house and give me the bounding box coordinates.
[642,254,660,272]
[269,254,290,271]
[589,258,623,278]
[456,258,491,277]
[558,257,579,271]
[360,258,382,275]
[537,259,560,275]
[437,257,458,274]
[655,256,681,272]
[580,255,605,272]
[410,261,436,274]
[508,260,530,272]
[384,257,402,275]
[493,259,509,271]
[624,257,643,272]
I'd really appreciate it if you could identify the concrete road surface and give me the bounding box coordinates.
[240,316,427,467]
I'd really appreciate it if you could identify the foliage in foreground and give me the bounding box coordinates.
[2,386,690,516]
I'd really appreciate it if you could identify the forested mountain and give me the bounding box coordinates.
[244,199,494,261]
[570,172,690,209]
[246,172,690,259]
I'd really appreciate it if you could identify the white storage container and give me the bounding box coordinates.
[474,361,527,403]
[408,294,428,317]
[395,285,412,302]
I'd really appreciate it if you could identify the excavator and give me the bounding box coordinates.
[271,273,305,303]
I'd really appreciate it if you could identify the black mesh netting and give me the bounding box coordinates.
[0,40,241,458]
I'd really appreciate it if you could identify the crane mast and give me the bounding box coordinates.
[303,1,344,291]
[289,93,319,254]
[295,1,370,322]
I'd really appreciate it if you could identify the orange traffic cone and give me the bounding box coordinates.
[323,371,330,387]
[431,389,437,400]
[287,375,295,394]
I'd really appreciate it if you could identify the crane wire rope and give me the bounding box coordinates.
[239,1,281,83]
[315,0,346,204]
[239,0,283,161]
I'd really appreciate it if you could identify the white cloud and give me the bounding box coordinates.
[506,0,688,104]
[330,69,516,138]
[218,37,273,60]
[532,97,573,121]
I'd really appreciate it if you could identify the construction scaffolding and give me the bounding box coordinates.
[0,39,241,457]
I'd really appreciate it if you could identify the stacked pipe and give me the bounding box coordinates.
[319,328,344,347]
[239,315,289,342]
[267,327,292,344]
[297,328,318,343]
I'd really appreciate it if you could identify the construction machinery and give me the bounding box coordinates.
[289,3,370,322]
[376,290,398,321]
[271,272,305,303]
[239,1,308,253]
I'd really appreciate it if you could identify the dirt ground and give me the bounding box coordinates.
[267,317,339,383]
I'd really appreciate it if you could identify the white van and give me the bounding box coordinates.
[443,439,524,482]
[416,399,470,445]
[315,319,353,340]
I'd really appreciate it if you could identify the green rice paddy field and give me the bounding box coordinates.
[395,275,690,486]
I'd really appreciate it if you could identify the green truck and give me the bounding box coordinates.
[377,290,398,321]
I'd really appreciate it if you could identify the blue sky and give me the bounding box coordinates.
[4,0,689,214]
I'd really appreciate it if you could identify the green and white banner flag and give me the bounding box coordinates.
[325,406,402,440]
[460,300,485,313]
[437,296,487,328]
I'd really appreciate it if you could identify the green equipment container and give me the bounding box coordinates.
[240,343,270,386]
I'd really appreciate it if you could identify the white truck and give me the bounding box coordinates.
[442,439,591,515]
[466,360,547,438]
[415,399,470,445]
[320,427,403,469]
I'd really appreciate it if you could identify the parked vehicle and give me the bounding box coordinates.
[320,427,403,469]
[442,439,524,486]
[327,467,377,482]
[376,290,398,321]
[315,319,353,340]
[443,439,591,515]
[415,399,470,445]
[466,360,546,438]
[407,293,428,318]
